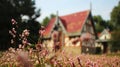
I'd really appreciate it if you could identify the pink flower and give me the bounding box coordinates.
[29,48,33,55]
[11,19,17,25]
[39,26,45,36]
[12,28,16,34]
[19,44,22,49]
[77,57,82,67]
[51,31,59,41]
[23,29,30,37]
[39,30,45,35]
[11,39,14,44]
[70,61,75,67]
[41,49,48,57]
[9,30,16,38]
[22,38,28,45]
[36,43,42,51]
[17,51,33,67]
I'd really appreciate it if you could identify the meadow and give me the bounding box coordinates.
[0,46,120,67]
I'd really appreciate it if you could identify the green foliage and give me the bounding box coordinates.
[95,23,104,32]
[27,20,41,43]
[94,15,103,23]
[93,15,108,32]
[50,14,56,18]
[95,47,102,54]
[110,30,120,52]
[42,14,56,26]
[0,0,40,50]
[107,20,114,31]
[111,1,120,29]
[42,17,50,26]
[110,1,120,52]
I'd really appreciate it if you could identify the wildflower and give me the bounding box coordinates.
[35,60,39,65]
[11,39,14,44]
[39,26,45,36]
[17,51,33,67]
[9,30,16,38]
[9,47,16,53]
[54,60,58,67]
[29,48,33,55]
[41,49,48,57]
[51,31,59,41]
[70,61,75,67]
[93,62,98,67]
[22,29,30,37]
[12,28,16,34]
[9,30,13,35]
[36,43,42,51]
[19,44,22,49]
[22,38,28,45]
[11,19,17,25]
[77,57,82,67]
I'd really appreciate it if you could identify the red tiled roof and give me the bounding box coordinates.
[43,10,90,37]
[43,18,56,36]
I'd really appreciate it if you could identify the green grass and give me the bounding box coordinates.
[107,53,120,57]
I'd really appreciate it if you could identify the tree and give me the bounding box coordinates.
[93,15,108,32]
[50,14,56,18]
[0,0,40,50]
[110,1,120,52]
[111,1,120,29]
[111,31,120,52]
[42,17,50,26]
[42,14,56,26]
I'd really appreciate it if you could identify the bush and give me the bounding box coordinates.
[95,47,101,54]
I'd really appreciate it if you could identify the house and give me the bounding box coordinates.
[96,29,111,53]
[43,10,97,53]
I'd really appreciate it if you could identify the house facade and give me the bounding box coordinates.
[43,10,97,53]
[96,29,111,53]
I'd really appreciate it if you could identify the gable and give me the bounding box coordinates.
[80,15,96,40]
[60,10,89,33]
[99,29,111,40]
[82,18,94,33]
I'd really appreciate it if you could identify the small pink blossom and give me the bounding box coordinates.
[36,43,42,51]
[9,30,16,38]
[22,29,30,37]
[22,38,28,45]
[12,28,16,34]
[11,19,17,25]
[11,39,14,44]
[51,31,59,41]
[39,26,45,36]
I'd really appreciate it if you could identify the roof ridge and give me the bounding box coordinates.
[60,10,90,17]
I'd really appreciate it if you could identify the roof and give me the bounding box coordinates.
[98,29,111,37]
[43,10,90,37]
[96,29,111,42]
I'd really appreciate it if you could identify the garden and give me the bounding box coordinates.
[0,19,120,67]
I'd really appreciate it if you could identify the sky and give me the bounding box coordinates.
[35,0,119,22]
